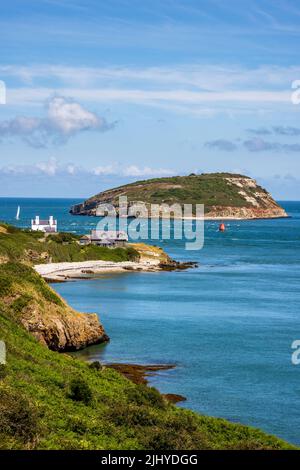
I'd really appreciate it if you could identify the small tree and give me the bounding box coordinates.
[68,377,93,405]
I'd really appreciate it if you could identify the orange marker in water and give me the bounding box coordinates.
[219,223,226,232]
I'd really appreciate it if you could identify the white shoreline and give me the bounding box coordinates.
[34,259,162,281]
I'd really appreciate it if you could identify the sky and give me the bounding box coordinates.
[1,0,300,198]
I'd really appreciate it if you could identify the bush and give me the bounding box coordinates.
[0,364,7,380]
[48,232,78,244]
[141,426,209,450]
[107,402,158,427]
[5,225,21,234]
[11,294,33,313]
[89,361,103,371]
[126,246,140,262]
[68,377,93,405]
[67,415,88,435]
[0,387,39,445]
[126,385,166,409]
[140,413,209,450]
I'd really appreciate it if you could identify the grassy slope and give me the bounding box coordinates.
[84,173,271,211]
[0,308,295,450]
[0,223,295,450]
[0,224,139,264]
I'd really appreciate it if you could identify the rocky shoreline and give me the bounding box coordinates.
[107,363,187,404]
[35,258,198,282]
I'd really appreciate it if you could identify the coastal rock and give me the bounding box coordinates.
[0,263,109,352]
[205,205,287,219]
[20,299,109,352]
[70,173,287,220]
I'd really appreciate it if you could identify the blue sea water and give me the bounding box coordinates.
[0,198,300,445]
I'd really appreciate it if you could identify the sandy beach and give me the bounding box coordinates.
[34,258,163,281]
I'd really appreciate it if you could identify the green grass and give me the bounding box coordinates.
[0,224,139,264]
[0,262,64,310]
[0,222,295,450]
[0,306,295,450]
[77,172,276,215]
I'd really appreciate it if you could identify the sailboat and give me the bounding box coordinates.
[15,206,20,220]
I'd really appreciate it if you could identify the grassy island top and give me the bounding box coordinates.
[71,172,286,218]
[83,173,256,207]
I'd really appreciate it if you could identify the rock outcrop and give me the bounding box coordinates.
[70,173,288,220]
[20,300,109,352]
[0,261,109,352]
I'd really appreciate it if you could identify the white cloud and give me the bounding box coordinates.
[92,163,173,177]
[47,96,104,135]
[66,164,76,175]
[2,157,60,176]
[93,164,119,176]
[36,156,58,175]
[2,64,297,116]
[0,160,173,179]
[0,96,116,147]
[8,87,290,105]
[2,64,300,91]
[122,165,173,177]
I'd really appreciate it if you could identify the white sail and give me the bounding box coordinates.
[16,206,20,220]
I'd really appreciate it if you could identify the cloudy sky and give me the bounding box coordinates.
[1,0,300,198]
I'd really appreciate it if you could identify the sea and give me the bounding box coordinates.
[0,197,300,445]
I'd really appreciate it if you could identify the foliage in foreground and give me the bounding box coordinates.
[0,304,295,450]
[0,222,295,450]
[0,223,140,264]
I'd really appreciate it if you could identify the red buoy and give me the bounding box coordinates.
[219,223,225,232]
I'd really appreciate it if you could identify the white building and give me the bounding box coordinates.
[31,216,57,233]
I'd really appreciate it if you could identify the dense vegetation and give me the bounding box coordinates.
[0,261,64,318]
[0,305,295,450]
[0,222,295,449]
[0,223,139,264]
[72,172,276,215]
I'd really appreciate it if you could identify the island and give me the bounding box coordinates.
[70,172,288,220]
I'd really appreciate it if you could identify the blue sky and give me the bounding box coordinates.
[1,0,300,198]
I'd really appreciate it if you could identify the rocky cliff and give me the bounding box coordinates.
[20,288,109,351]
[70,173,287,220]
[0,262,109,351]
[0,225,110,351]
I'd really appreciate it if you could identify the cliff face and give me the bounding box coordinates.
[205,176,287,219]
[0,261,108,352]
[70,173,287,220]
[20,295,109,352]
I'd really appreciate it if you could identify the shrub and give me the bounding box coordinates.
[5,225,21,234]
[0,364,7,380]
[11,294,33,313]
[126,385,166,409]
[126,246,140,262]
[107,402,158,427]
[140,412,209,450]
[89,361,103,371]
[48,232,78,244]
[0,387,39,444]
[68,377,93,405]
[67,415,88,435]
